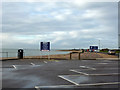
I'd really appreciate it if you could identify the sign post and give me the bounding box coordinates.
[40,42,50,59]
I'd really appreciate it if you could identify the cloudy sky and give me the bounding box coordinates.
[2,1,118,49]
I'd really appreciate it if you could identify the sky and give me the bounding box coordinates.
[1,1,118,49]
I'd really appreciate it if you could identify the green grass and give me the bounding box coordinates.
[115,51,120,53]
[100,50,108,53]
[100,50,120,53]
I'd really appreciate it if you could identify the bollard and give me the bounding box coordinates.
[70,53,72,60]
[78,52,81,60]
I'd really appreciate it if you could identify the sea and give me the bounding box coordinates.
[1,49,70,58]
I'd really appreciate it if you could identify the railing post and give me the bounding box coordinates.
[78,52,81,60]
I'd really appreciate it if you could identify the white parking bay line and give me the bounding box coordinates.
[70,69,119,76]
[35,84,74,89]
[79,66,86,68]
[44,61,47,63]
[79,82,120,86]
[89,73,120,76]
[58,75,79,85]
[98,63,108,65]
[12,65,17,69]
[35,82,120,89]
[79,66,96,70]
[70,70,89,75]
[31,63,35,66]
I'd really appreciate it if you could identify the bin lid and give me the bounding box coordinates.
[18,49,23,52]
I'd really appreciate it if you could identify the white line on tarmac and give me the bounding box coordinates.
[98,63,108,64]
[35,82,120,89]
[35,86,41,90]
[31,63,35,66]
[70,70,89,75]
[79,66,86,68]
[89,73,120,76]
[58,75,79,85]
[78,82,120,86]
[12,65,17,69]
[70,69,119,76]
[79,66,96,70]
[61,73,120,76]
[44,61,47,63]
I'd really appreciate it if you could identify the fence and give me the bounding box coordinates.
[0,50,120,60]
[0,52,22,60]
[0,50,70,60]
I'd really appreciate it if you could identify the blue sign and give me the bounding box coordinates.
[40,42,50,51]
[90,46,98,50]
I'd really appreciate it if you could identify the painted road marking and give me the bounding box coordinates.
[35,82,120,89]
[70,70,89,75]
[31,63,35,66]
[12,65,17,69]
[79,66,86,68]
[58,75,79,85]
[60,73,119,77]
[70,69,119,76]
[79,66,96,70]
[89,73,120,76]
[78,82,120,86]
[44,61,47,63]
[98,63,108,64]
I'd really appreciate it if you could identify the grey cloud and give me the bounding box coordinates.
[2,2,118,49]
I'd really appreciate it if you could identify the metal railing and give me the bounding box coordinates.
[0,50,120,60]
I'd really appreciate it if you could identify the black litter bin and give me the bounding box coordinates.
[18,49,23,59]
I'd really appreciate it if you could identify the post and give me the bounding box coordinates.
[118,53,120,59]
[70,53,72,60]
[48,51,50,60]
[78,52,81,60]
[6,52,8,58]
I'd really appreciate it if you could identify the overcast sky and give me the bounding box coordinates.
[1,1,118,49]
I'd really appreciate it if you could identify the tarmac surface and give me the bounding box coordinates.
[1,59,120,90]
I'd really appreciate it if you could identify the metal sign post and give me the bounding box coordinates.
[48,51,50,60]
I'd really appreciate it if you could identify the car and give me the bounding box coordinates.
[108,50,116,55]
[89,49,93,52]
[94,50,99,53]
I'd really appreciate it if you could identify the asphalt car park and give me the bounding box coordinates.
[1,59,120,89]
